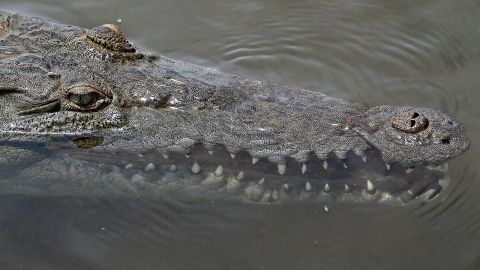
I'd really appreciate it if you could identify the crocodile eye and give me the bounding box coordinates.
[64,83,112,111]
[70,92,97,106]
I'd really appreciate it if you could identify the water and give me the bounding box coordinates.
[1,0,479,269]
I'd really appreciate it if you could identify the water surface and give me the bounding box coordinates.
[0,0,479,269]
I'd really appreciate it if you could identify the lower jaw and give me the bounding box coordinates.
[42,143,449,204]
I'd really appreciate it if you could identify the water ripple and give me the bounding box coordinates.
[215,0,470,104]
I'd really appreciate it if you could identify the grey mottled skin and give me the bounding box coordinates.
[0,11,470,203]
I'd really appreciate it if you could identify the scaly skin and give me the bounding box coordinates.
[0,11,469,203]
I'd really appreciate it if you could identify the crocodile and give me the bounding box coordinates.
[0,11,470,203]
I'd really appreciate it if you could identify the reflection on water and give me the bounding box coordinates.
[0,0,480,269]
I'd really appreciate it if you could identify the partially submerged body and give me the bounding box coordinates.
[0,11,469,204]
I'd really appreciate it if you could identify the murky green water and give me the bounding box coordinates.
[1,0,479,269]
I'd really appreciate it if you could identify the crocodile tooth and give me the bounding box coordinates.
[185,154,190,159]
[252,157,259,164]
[386,163,391,170]
[232,171,243,181]
[323,183,331,193]
[214,165,223,177]
[162,153,169,159]
[226,177,241,192]
[334,150,348,160]
[137,153,144,158]
[366,180,376,194]
[271,190,280,201]
[258,178,265,185]
[419,188,440,201]
[230,153,236,159]
[301,164,307,174]
[305,181,312,192]
[191,162,201,174]
[144,163,155,173]
[124,163,134,169]
[354,149,366,158]
[282,183,289,191]
[362,156,367,163]
[261,191,272,202]
[439,178,449,188]
[245,184,264,201]
[343,162,348,169]
[323,160,328,170]
[169,164,177,172]
[208,150,214,155]
[399,180,431,202]
[278,164,286,175]
[344,184,350,192]
[406,167,414,174]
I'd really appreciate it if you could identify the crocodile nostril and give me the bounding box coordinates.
[392,111,429,133]
[442,137,451,144]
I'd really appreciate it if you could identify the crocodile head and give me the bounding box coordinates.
[0,12,470,203]
[352,106,469,167]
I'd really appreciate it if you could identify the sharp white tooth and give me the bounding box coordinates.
[406,167,414,174]
[208,150,214,155]
[230,153,236,159]
[191,162,201,174]
[214,165,223,177]
[278,164,286,175]
[386,163,391,170]
[282,183,289,191]
[144,163,155,173]
[323,183,331,193]
[245,183,264,201]
[343,162,348,169]
[355,149,366,157]
[305,181,312,192]
[301,164,307,174]
[344,184,350,192]
[137,153,144,158]
[362,156,367,163]
[162,153,169,159]
[271,190,280,201]
[367,179,375,194]
[439,178,449,188]
[236,171,245,181]
[252,157,259,164]
[169,164,177,172]
[261,191,272,202]
[334,150,348,160]
[124,163,133,169]
[323,160,328,170]
[185,154,190,159]
[259,178,265,185]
